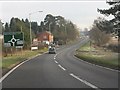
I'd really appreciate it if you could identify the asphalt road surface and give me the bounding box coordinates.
[1,38,119,89]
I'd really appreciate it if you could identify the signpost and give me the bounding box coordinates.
[4,32,24,48]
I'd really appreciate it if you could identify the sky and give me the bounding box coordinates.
[0,0,113,30]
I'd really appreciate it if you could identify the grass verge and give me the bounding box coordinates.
[1,47,48,76]
[75,42,119,70]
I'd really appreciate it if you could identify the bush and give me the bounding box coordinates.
[107,44,118,52]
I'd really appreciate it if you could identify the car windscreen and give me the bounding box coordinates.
[49,48,55,51]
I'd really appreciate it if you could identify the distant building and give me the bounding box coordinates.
[36,31,53,45]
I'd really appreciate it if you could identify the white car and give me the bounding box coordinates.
[48,47,56,54]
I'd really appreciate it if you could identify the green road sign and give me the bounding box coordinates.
[4,32,24,48]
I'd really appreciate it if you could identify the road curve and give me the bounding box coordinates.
[1,38,119,89]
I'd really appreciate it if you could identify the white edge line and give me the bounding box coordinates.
[58,64,66,71]
[0,52,47,83]
[0,61,26,83]
[70,73,98,89]
[73,55,120,72]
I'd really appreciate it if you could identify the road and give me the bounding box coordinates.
[1,38,119,89]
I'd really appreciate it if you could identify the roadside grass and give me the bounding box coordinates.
[75,42,119,70]
[1,47,48,75]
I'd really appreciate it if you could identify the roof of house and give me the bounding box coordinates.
[37,31,52,36]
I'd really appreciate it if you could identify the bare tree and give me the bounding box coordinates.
[89,24,110,46]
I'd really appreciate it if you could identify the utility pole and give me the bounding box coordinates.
[49,22,52,33]
[29,11,43,50]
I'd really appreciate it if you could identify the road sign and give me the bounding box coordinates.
[4,32,24,48]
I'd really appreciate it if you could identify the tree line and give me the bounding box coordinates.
[89,1,119,52]
[3,14,80,49]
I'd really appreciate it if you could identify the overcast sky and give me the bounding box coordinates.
[0,1,113,30]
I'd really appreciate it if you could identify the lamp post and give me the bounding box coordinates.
[29,11,43,50]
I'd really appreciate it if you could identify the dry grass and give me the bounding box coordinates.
[1,47,48,75]
[75,42,119,70]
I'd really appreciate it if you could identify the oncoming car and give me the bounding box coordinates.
[48,47,56,54]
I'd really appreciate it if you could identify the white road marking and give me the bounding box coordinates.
[58,64,66,71]
[55,60,58,64]
[54,54,57,58]
[0,52,47,83]
[0,60,28,83]
[54,54,58,60]
[70,73,99,89]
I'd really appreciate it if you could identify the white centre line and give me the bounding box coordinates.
[54,54,58,60]
[70,73,99,89]
[58,64,66,71]
[54,54,57,58]
[55,60,58,64]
